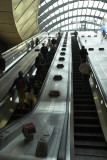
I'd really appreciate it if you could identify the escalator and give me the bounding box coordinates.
[72,36,107,160]
[7,45,57,125]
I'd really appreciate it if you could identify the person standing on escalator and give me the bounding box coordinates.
[35,53,46,79]
[9,71,28,109]
[79,46,88,62]
[30,38,34,49]
[79,59,92,91]
[35,37,40,46]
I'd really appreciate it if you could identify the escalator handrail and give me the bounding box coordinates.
[2,32,45,57]
[0,35,47,106]
[78,36,107,108]
[0,33,65,132]
[88,59,107,106]
[57,32,71,160]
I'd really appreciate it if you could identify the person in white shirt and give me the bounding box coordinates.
[79,59,91,91]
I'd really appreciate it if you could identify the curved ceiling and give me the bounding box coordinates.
[38,0,107,32]
[0,0,40,46]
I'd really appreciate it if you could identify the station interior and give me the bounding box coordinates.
[0,0,107,160]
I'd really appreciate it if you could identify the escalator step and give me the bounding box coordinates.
[74,110,97,116]
[75,140,107,148]
[74,117,99,124]
[75,132,104,139]
[72,37,107,157]
[74,99,94,105]
[74,105,95,110]
[74,95,93,100]
[75,148,107,157]
[74,124,101,133]
[74,90,92,95]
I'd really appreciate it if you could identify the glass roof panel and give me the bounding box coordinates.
[69,3,73,9]
[88,1,94,7]
[41,1,45,6]
[83,1,88,7]
[98,1,104,8]
[57,17,60,21]
[65,12,69,18]
[59,7,63,13]
[95,10,100,16]
[53,2,58,8]
[78,9,82,15]
[55,10,59,15]
[78,1,84,8]
[65,20,68,24]
[73,10,78,16]
[100,12,105,17]
[64,0,69,3]
[39,0,107,32]
[82,9,87,15]
[64,5,69,11]
[91,10,96,16]
[103,3,107,9]
[58,0,63,5]
[61,15,64,19]
[73,2,78,8]
[87,9,92,15]
[45,0,51,3]
[49,6,53,10]
[93,1,99,8]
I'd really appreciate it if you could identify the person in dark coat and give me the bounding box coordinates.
[56,32,62,46]
[51,37,57,46]
[30,38,34,49]
[79,59,92,91]
[35,37,40,46]
[0,53,5,77]
[9,71,28,109]
[80,46,88,62]
[74,30,78,38]
[35,53,46,78]
[40,43,48,62]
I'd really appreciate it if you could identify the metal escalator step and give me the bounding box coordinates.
[74,104,95,110]
[75,140,107,148]
[75,132,104,141]
[74,95,93,99]
[73,71,80,73]
[74,99,94,105]
[74,117,99,124]
[72,37,107,158]
[73,83,83,87]
[74,90,92,95]
[74,110,97,116]
[73,73,82,76]
[75,148,107,157]
[75,123,100,128]
[74,124,101,133]
[73,79,83,82]
[73,76,81,78]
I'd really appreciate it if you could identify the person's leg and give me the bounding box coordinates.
[17,90,25,109]
[83,74,90,90]
[21,91,25,109]
[17,90,21,108]
[0,69,4,77]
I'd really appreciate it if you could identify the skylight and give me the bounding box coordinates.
[38,0,107,32]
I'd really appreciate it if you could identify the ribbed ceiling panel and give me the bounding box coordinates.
[13,0,40,41]
[38,0,107,32]
[0,0,40,46]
